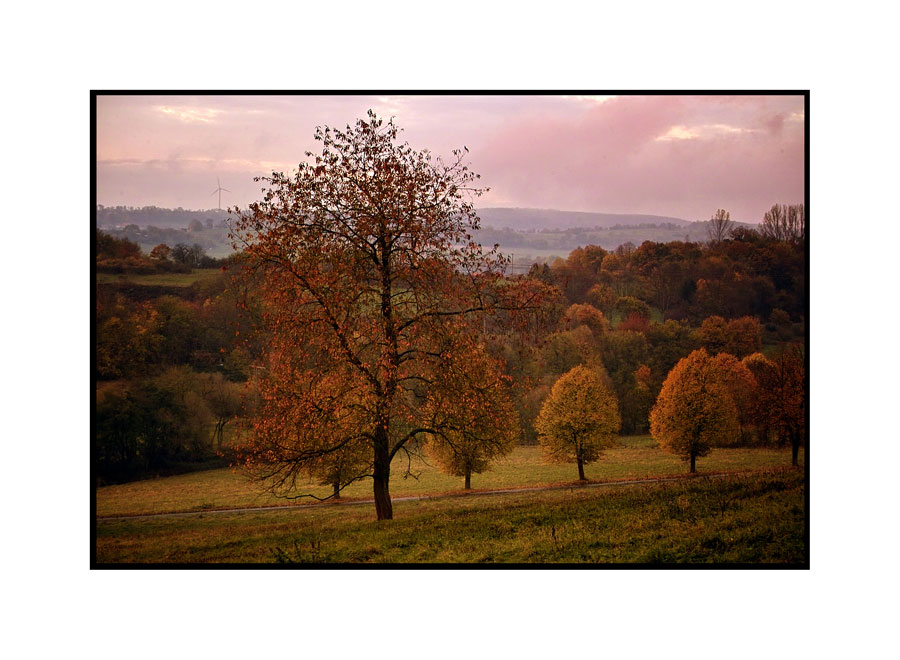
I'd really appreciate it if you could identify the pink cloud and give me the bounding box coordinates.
[474,95,804,222]
[96,94,804,222]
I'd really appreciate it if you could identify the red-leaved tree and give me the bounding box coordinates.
[231,112,553,520]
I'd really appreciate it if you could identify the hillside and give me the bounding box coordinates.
[95,206,755,263]
[477,207,692,231]
[96,206,230,228]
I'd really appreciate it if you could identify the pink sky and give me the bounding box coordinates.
[96,94,804,223]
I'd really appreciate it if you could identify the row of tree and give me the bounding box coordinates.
[289,338,806,497]
[96,229,228,274]
[521,341,805,486]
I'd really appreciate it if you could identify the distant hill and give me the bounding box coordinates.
[476,207,692,231]
[96,206,230,228]
[96,205,693,232]
[96,205,754,265]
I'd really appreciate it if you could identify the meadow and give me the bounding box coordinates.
[95,268,224,287]
[94,437,805,564]
[95,436,801,517]
[95,469,805,564]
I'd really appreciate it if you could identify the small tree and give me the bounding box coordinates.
[614,296,651,322]
[564,303,609,337]
[696,315,729,354]
[706,208,733,244]
[587,283,617,316]
[425,346,519,489]
[197,372,244,453]
[745,345,805,465]
[724,316,762,358]
[149,243,172,262]
[760,203,805,244]
[650,349,739,472]
[535,365,621,481]
[307,441,371,500]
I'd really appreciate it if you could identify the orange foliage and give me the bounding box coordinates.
[742,346,805,464]
[650,349,739,471]
[425,344,519,488]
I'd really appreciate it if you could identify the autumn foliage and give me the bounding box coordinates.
[231,111,553,520]
[425,343,519,489]
[650,349,739,472]
[535,365,621,480]
[743,346,806,465]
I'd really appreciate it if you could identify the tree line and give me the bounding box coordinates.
[95,233,261,483]
[96,229,234,275]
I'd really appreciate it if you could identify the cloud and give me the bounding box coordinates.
[96,94,805,221]
[476,95,805,222]
[156,105,223,123]
[656,123,753,141]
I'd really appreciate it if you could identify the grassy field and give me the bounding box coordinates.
[95,436,802,518]
[95,470,806,564]
[95,268,225,287]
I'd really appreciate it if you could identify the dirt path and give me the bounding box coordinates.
[96,467,796,523]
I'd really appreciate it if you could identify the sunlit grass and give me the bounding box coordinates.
[95,436,803,517]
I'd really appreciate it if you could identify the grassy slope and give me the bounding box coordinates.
[95,470,806,564]
[96,436,802,517]
[95,268,224,287]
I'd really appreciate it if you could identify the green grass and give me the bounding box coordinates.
[96,436,802,517]
[95,470,806,564]
[95,268,225,287]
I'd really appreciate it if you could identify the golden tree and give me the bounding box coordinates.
[425,342,519,489]
[535,365,621,480]
[650,349,739,472]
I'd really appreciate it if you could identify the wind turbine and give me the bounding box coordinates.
[211,177,230,210]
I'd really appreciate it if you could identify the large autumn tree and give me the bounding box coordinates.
[650,348,739,472]
[231,111,550,520]
[535,365,621,480]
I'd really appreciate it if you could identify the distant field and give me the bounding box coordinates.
[95,470,806,564]
[95,436,802,518]
[95,268,225,287]
[500,247,569,266]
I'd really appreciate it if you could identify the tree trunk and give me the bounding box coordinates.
[333,480,341,500]
[464,469,471,490]
[373,434,392,520]
[792,438,800,467]
[211,420,223,454]
[690,453,696,473]
[577,457,585,481]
